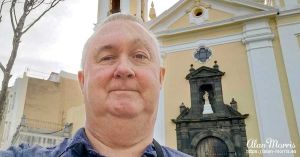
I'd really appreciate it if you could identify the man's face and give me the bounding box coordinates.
[78,20,164,120]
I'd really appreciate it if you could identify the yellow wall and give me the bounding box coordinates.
[269,19,300,154]
[207,8,234,23]
[169,13,194,30]
[168,8,234,30]
[24,78,63,127]
[161,23,243,46]
[130,0,137,16]
[277,13,300,25]
[65,104,85,136]
[23,76,84,132]
[163,42,261,154]
[162,18,300,156]
[60,77,84,123]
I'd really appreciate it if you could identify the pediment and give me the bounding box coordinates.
[186,66,225,80]
[147,0,276,34]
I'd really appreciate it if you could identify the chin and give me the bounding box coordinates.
[109,101,143,118]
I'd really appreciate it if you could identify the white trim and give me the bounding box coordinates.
[160,33,242,53]
[150,1,193,32]
[223,0,275,10]
[243,19,293,157]
[155,10,278,37]
[120,0,130,14]
[136,0,141,18]
[154,90,165,145]
[97,0,110,23]
[189,6,209,25]
[147,0,186,28]
[277,21,300,27]
[143,0,149,21]
[2,74,28,149]
[282,0,299,9]
[278,7,300,16]
[277,23,300,138]
[148,0,275,29]
[242,31,274,52]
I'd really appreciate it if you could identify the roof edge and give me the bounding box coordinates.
[155,9,278,38]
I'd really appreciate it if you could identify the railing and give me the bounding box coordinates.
[13,132,66,147]
[21,117,63,131]
[11,117,73,147]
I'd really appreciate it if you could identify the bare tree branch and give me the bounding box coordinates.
[31,0,44,10]
[0,62,5,72]
[12,3,17,24]
[9,0,16,30]
[23,0,28,13]
[22,0,61,34]
[0,0,4,23]
[0,0,64,124]
[0,0,10,23]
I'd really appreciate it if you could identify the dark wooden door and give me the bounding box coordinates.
[111,0,120,13]
[197,137,229,157]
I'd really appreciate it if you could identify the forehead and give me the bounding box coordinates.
[96,20,151,41]
[89,20,158,53]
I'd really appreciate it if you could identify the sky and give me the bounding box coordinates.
[0,0,179,87]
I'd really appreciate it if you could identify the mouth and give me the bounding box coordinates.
[109,89,138,93]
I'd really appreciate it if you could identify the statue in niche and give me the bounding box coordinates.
[199,91,205,113]
[202,91,214,114]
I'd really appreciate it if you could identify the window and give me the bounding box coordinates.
[111,0,120,14]
[194,46,212,63]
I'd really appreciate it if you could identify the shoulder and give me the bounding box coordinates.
[161,146,192,157]
[0,138,71,157]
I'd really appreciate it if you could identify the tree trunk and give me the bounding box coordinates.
[0,72,10,123]
[0,14,23,123]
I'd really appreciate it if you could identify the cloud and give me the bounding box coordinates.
[0,0,97,87]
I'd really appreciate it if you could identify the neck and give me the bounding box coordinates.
[85,115,155,157]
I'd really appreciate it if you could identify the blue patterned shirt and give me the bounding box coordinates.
[0,128,191,157]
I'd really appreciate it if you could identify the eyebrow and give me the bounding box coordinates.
[132,38,151,52]
[96,45,114,53]
[94,38,153,57]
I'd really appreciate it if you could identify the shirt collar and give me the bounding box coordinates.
[66,128,157,157]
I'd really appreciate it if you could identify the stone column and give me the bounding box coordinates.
[242,18,293,157]
[97,0,110,23]
[120,0,131,14]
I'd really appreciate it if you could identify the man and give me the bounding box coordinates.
[0,13,191,157]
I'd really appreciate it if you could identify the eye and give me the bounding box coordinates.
[134,54,147,60]
[132,52,150,61]
[97,55,116,64]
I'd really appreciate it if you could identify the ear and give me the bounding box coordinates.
[78,71,85,92]
[159,67,165,88]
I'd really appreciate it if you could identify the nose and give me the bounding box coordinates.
[113,57,135,79]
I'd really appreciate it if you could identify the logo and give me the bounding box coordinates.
[246,138,296,154]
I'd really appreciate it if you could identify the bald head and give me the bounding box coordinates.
[81,13,161,69]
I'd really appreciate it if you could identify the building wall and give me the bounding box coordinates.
[160,8,300,157]
[161,24,243,46]
[0,72,84,148]
[24,78,63,126]
[1,75,28,149]
[275,13,300,155]
[65,104,85,136]
[60,77,84,123]
[163,40,261,151]
[22,73,84,129]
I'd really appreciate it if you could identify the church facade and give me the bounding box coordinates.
[95,0,300,156]
[2,0,299,156]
